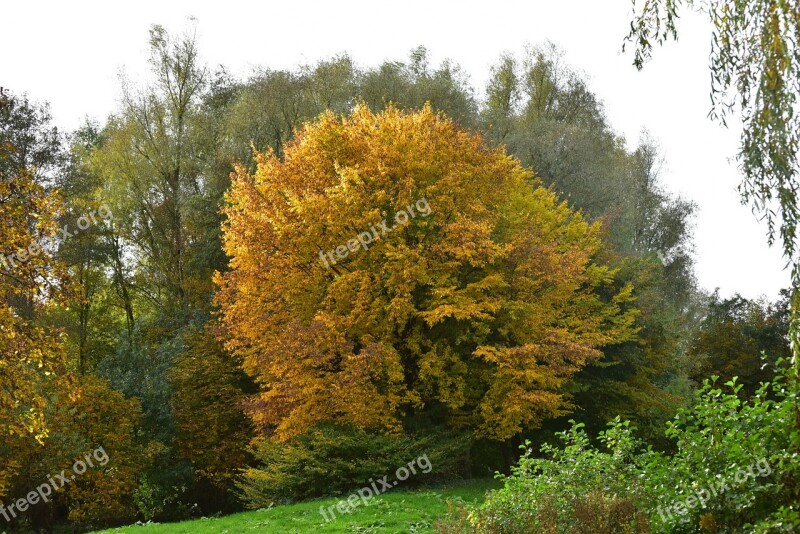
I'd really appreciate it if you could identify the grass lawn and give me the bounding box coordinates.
[91,478,498,533]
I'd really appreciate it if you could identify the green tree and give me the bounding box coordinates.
[43,123,122,373]
[170,323,254,510]
[688,290,791,396]
[98,23,211,319]
[361,46,477,127]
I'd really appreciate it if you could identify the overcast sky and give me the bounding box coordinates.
[2,0,790,300]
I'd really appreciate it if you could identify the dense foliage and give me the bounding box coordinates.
[469,365,800,533]
[3,19,794,532]
[216,104,638,442]
[238,425,470,506]
[688,290,791,397]
[0,94,71,498]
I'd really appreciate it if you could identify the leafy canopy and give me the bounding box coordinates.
[216,105,638,441]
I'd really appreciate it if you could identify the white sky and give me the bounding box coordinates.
[2,0,790,300]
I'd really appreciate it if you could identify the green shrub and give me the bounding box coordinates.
[469,419,648,533]
[638,369,798,533]
[467,362,800,533]
[237,425,471,507]
[133,450,196,522]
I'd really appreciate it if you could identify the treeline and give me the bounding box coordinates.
[0,24,790,532]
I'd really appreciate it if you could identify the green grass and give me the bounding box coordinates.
[91,478,498,533]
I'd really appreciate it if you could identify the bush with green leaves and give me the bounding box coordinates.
[238,425,472,507]
[466,362,800,533]
[637,371,798,533]
[469,419,648,533]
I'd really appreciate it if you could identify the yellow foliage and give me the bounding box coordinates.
[0,161,71,494]
[216,105,638,441]
[2,374,148,528]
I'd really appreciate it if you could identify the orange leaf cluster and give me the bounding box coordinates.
[216,105,638,441]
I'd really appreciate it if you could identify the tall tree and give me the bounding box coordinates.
[215,105,638,442]
[0,90,70,495]
[688,290,791,396]
[360,46,477,127]
[100,22,209,319]
[45,123,122,372]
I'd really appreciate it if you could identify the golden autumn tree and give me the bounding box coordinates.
[0,147,71,494]
[8,373,150,530]
[215,105,638,441]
